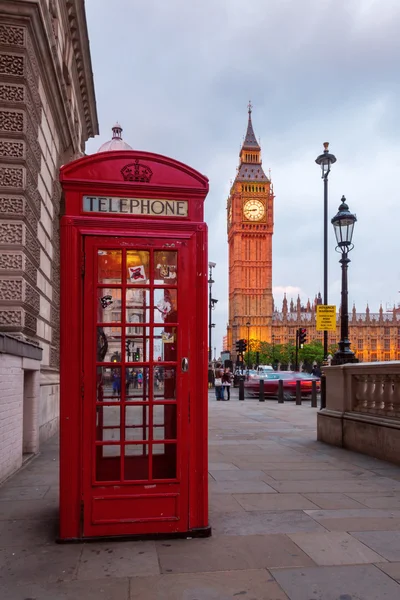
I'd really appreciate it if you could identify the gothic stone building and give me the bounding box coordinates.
[0,1,98,482]
[272,294,400,363]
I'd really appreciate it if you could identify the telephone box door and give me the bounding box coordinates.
[82,234,192,537]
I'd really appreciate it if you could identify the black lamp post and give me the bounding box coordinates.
[208,262,217,363]
[316,143,337,361]
[271,333,275,366]
[331,196,359,366]
[246,321,251,368]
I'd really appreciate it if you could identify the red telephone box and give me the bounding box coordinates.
[59,150,210,540]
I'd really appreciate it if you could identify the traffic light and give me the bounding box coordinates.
[242,339,247,353]
[235,340,241,353]
[299,328,307,348]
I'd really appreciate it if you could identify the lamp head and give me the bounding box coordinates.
[331,195,357,251]
[315,142,337,178]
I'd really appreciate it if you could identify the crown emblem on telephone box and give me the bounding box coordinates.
[121,160,153,183]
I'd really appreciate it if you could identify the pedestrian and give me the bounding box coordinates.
[311,364,321,378]
[214,367,224,401]
[222,367,232,401]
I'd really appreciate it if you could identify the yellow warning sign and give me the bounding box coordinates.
[316,305,337,331]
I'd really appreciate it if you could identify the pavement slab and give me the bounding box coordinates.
[303,493,366,509]
[287,531,387,565]
[77,541,160,580]
[212,509,327,536]
[233,493,320,511]
[351,530,400,561]
[129,569,289,600]
[156,534,315,573]
[375,561,400,581]
[0,577,130,600]
[270,564,400,600]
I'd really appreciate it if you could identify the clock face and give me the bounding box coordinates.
[243,199,265,221]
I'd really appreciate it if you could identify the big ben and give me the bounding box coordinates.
[227,104,274,354]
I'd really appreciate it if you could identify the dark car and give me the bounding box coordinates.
[244,371,320,401]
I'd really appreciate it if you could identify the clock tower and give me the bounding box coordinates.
[227,104,274,354]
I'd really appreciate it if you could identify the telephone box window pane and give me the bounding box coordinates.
[153,327,177,361]
[125,406,149,441]
[126,250,150,284]
[153,404,177,441]
[126,289,150,324]
[124,444,149,480]
[125,367,149,401]
[97,367,121,402]
[96,445,121,481]
[154,289,178,324]
[154,367,176,400]
[125,327,150,362]
[96,405,121,441]
[152,444,177,479]
[96,327,121,363]
[97,289,122,323]
[153,251,177,284]
[98,250,121,284]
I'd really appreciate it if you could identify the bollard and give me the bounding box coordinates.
[278,379,284,403]
[259,378,265,402]
[239,377,245,401]
[296,380,302,405]
[311,380,317,407]
[320,374,326,410]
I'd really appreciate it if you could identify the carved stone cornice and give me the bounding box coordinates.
[0,1,98,154]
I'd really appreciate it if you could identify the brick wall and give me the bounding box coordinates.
[0,353,23,481]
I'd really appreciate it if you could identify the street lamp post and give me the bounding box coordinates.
[246,320,251,378]
[208,262,217,363]
[272,333,275,366]
[316,143,337,361]
[331,196,359,366]
[246,321,251,368]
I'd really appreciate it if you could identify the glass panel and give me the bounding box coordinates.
[125,406,149,441]
[96,327,121,363]
[97,288,122,323]
[96,445,121,481]
[154,327,177,361]
[154,367,176,400]
[126,289,150,324]
[125,367,150,401]
[125,327,150,362]
[124,445,149,480]
[154,289,178,324]
[154,251,177,284]
[96,406,121,441]
[153,404,177,440]
[97,366,120,402]
[98,250,122,284]
[126,250,150,284]
[152,444,177,479]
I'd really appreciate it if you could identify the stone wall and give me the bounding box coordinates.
[0,1,98,474]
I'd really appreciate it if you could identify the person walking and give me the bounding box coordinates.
[214,366,224,401]
[222,367,232,401]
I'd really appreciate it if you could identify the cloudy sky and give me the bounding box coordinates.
[85,0,400,354]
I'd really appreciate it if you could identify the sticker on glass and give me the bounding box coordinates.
[156,263,177,280]
[100,295,113,309]
[128,265,146,282]
[156,293,172,320]
[161,331,175,343]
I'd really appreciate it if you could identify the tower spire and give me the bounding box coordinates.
[242,102,261,151]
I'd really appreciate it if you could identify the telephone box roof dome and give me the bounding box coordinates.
[97,122,133,152]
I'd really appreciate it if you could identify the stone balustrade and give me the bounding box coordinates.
[317,361,400,465]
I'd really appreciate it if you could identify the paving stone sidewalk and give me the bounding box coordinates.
[2,389,400,599]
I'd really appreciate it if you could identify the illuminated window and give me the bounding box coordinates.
[357,339,363,350]
[371,339,377,350]
[384,339,390,350]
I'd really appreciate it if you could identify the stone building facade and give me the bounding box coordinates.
[226,105,274,353]
[272,294,400,363]
[0,1,98,482]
